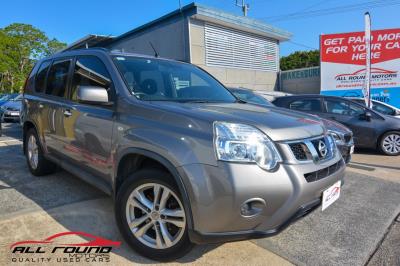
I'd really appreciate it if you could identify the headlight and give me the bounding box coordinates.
[328,130,343,144]
[213,122,282,171]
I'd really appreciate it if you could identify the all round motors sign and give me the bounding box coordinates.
[320,28,400,108]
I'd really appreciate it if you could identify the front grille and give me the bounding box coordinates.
[304,159,344,182]
[289,136,330,161]
[343,133,352,143]
[289,143,307,160]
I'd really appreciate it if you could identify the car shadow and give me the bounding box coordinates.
[353,147,400,171]
[354,147,380,155]
[0,124,221,264]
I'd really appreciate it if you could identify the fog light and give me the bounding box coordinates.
[240,198,266,217]
[240,203,251,215]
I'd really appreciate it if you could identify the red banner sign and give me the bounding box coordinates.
[321,28,400,65]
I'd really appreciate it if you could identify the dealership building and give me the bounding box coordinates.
[66,3,292,90]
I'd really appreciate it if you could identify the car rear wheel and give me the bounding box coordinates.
[115,169,193,261]
[25,128,57,175]
[379,131,400,156]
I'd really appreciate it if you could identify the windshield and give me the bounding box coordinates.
[113,56,236,102]
[353,99,395,115]
[0,94,17,101]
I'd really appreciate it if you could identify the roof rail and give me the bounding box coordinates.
[58,34,115,53]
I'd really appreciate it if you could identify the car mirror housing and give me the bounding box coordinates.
[360,111,372,121]
[77,86,111,105]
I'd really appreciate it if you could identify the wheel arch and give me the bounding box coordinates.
[114,148,194,230]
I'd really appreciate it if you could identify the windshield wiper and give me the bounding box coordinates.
[235,98,247,104]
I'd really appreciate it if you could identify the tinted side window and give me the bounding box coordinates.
[325,99,365,117]
[289,99,322,112]
[325,99,349,115]
[46,59,71,97]
[35,60,51,93]
[372,102,394,115]
[70,56,111,102]
[348,102,366,116]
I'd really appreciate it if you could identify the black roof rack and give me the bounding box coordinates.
[58,34,115,53]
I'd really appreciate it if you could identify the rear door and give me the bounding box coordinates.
[62,55,115,180]
[29,60,52,142]
[41,58,73,158]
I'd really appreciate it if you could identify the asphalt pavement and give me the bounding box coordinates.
[0,123,399,266]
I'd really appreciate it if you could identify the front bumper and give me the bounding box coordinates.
[189,198,322,244]
[177,153,345,244]
[337,142,354,164]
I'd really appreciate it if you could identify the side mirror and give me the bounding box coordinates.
[360,111,372,121]
[77,86,111,105]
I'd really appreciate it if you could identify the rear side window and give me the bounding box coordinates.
[46,59,71,97]
[289,99,322,112]
[35,60,51,93]
[70,56,112,102]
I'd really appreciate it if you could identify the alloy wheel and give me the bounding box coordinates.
[382,134,400,155]
[27,135,39,169]
[125,183,186,249]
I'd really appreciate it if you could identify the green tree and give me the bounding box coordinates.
[280,50,320,71]
[46,38,67,55]
[0,23,66,93]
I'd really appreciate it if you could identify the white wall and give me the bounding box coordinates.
[110,18,188,61]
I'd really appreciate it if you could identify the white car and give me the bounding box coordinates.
[253,90,293,101]
[348,98,400,119]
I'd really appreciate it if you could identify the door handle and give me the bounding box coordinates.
[63,109,72,117]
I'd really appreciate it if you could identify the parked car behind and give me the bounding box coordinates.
[254,90,293,102]
[22,49,345,261]
[347,98,400,119]
[0,93,19,106]
[229,88,354,163]
[0,94,22,122]
[272,95,400,156]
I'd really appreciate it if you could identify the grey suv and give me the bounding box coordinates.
[22,49,345,261]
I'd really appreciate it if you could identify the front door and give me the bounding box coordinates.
[63,55,115,181]
[322,98,376,146]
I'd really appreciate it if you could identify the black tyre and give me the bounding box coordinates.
[115,169,193,261]
[379,131,400,156]
[24,128,57,176]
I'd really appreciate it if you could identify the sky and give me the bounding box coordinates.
[1,0,399,56]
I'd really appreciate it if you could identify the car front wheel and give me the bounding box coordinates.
[379,131,400,156]
[115,169,193,261]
